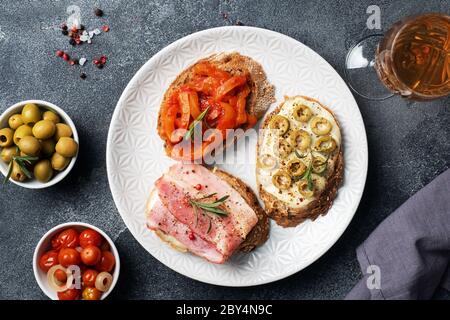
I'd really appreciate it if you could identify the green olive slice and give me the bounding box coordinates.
[286,159,307,177]
[268,115,290,136]
[314,136,337,153]
[298,180,314,198]
[272,170,292,190]
[289,129,311,151]
[293,104,312,122]
[257,154,277,170]
[312,153,328,174]
[310,116,332,135]
[277,138,293,158]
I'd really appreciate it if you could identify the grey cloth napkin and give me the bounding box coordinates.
[346,168,450,300]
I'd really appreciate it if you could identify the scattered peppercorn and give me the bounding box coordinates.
[96,63,104,69]
[80,73,87,79]
[235,20,244,26]
[61,24,68,31]
[62,29,68,36]
[222,12,228,19]
[188,232,196,241]
[69,38,76,46]
[56,50,64,57]
[95,8,104,17]
[102,25,110,32]
[62,53,70,61]
[194,184,202,190]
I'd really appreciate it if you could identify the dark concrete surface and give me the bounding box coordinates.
[0,0,449,300]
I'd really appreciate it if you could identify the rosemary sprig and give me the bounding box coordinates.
[300,162,314,191]
[3,155,38,184]
[189,194,230,217]
[184,107,210,141]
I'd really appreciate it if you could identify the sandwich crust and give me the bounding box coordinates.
[257,96,344,228]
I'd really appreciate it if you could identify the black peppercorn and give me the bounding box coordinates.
[80,73,87,79]
[95,8,104,17]
[69,38,76,46]
[62,30,68,36]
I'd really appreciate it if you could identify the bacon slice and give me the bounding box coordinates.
[147,163,258,263]
[147,191,226,263]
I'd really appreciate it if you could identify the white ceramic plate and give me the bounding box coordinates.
[106,26,368,286]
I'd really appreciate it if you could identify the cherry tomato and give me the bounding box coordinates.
[82,269,99,287]
[58,248,81,267]
[53,228,79,249]
[100,241,110,252]
[54,269,67,283]
[57,288,80,300]
[39,250,59,272]
[82,287,102,300]
[95,251,115,272]
[51,233,62,250]
[80,245,101,266]
[79,229,102,248]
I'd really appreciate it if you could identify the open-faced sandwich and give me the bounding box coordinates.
[256,96,344,227]
[157,52,275,161]
[146,163,269,263]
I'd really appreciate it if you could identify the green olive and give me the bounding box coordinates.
[289,129,311,151]
[286,159,307,177]
[314,136,337,153]
[0,146,19,163]
[298,180,314,198]
[312,153,328,174]
[8,114,24,130]
[13,125,33,145]
[310,116,332,136]
[18,136,41,156]
[257,154,278,170]
[0,128,14,147]
[40,139,56,157]
[55,137,78,158]
[272,170,292,190]
[54,123,73,141]
[32,120,56,140]
[34,159,53,182]
[268,115,290,136]
[42,111,60,124]
[11,161,27,182]
[293,104,312,122]
[51,152,70,171]
[277,138,293,158]
[21,103,41,125]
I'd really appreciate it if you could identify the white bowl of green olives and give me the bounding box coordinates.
[0,100,79,189]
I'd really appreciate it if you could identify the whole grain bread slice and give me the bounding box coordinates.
[257,96,344,228]
[145,167,270,255]
[157,52,275,157]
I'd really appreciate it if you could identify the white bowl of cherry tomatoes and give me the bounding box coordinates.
[33,222,120,300]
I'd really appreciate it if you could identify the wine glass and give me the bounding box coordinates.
[345,13,450,101]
